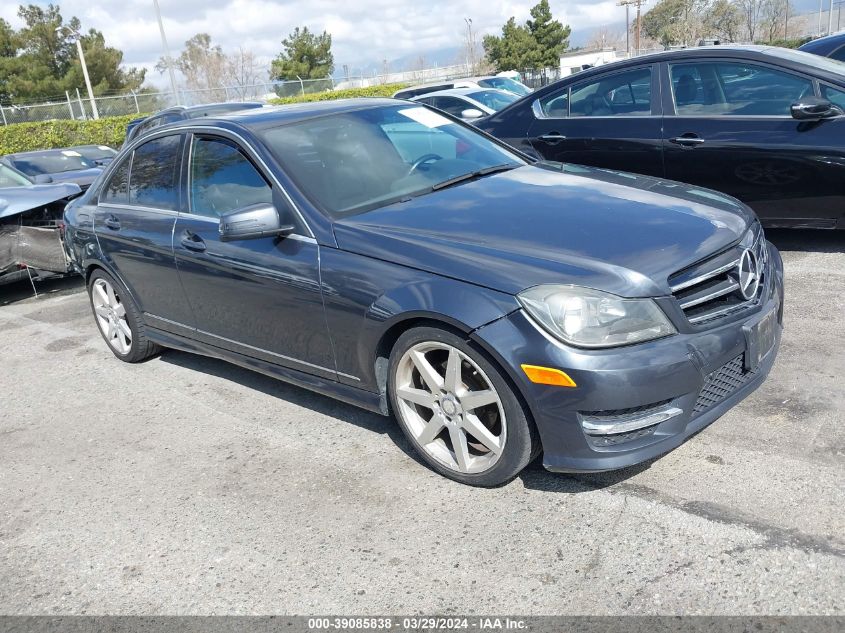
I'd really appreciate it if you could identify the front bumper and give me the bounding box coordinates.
[471,242,785,473]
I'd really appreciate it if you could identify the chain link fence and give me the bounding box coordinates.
[0,64,485,126]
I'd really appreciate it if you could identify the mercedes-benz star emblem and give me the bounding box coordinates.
[737,249,760,300]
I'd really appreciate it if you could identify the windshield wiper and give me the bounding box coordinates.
[431,164,518,192]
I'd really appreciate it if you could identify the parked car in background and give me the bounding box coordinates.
[65,100,782,486]
[0,163,80,283]
[393,76,532,100]
[123,102,264,146]
[410,88,519,121]
[478,45,845,229]
[1,149,102,191]
[70,144,118,167]
[798,32,845,61]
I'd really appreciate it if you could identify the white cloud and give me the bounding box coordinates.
[2,0,628,86]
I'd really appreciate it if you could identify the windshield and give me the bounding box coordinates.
[8,151,96,176]
[0,164,32,188]
[74,145,117,161]
[477,77,532,96]
[260,105,524,218]
[467,90,519,111]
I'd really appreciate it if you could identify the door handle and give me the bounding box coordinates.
[180,231,207,252]
[104,215,121,230]
[538,132,567,142]
[670,135,705,146]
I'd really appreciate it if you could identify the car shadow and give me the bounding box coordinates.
[765,228,844,253]
[0,273,84,306]
[157,349,412,448]
[518,458,653,493]
[159,349,651,492]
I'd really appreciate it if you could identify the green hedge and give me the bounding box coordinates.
[0,83,410,154]
[268,83,408,105]
[0,113,144,155]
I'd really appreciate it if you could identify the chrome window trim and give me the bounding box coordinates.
[97,202,179,217]
[144,312,357,380]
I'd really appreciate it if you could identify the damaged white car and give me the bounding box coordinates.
[0,163,81,284]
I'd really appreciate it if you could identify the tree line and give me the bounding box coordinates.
[638,0,801,48]
[0,3,145,105]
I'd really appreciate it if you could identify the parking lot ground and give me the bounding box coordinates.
[0,229,843,615]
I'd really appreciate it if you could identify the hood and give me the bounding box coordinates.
[46,168,102,188]
[333,164,754,297]
[0,183,82,220]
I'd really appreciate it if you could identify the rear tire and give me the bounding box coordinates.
[388,326,540,487]
[88,269,160,363]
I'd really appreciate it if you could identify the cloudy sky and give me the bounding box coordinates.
[1,0,628,84]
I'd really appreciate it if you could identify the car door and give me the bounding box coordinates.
[93,133,194,332]
[526,64,664,176]
[661,58,845,228]
[173,132,336,380]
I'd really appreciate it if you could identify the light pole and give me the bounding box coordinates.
[153,0,180,105]
[57,26,99,119]
[464,18,475,74]
[831,0,835,35]
[618,0,646,56]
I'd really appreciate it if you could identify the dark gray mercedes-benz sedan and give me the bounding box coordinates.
[64,99,784,486]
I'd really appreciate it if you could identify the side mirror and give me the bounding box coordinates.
[33,174,54,184]
[219,203,294,241]
[461,108,484,120]
[791,97,840,121]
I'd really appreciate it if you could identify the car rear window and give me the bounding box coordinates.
[9,151,95,176]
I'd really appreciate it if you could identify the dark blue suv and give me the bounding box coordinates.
[64,100,784,486]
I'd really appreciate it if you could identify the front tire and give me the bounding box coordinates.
[88,269,160,363]
[388,326,539,487]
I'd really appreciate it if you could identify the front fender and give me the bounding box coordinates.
[319,247,518,392]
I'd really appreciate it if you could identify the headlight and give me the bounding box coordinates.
[518,285,676,349]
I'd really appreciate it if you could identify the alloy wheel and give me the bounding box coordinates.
[394,342,506,474]
[92,278,132,355]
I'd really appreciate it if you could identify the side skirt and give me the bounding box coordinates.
[146,327,388,416]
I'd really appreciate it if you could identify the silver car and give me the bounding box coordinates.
[409,88,519,122]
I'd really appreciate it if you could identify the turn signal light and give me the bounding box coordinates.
[521,364,577,387]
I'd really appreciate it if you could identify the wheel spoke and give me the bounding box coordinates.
[94,284,109,306]
[449,425,471,472]
[460,389,498,411]
[114,303,126,318]
[461,413,502,455]
[105,284,117,307]
[106,322,117,340]
[397,386,437,409]
[410,350,444,393]
[444,348,462,394]
[94,305,110,319]
[417,414,445,445]
[118,320,132,340]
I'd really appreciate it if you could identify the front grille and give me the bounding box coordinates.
[693,355,756,415]
[669,227,768,326]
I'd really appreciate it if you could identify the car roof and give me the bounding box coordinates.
[536,45,845,90]
[153,98,404,134]
[152,102,264,118]
[799,31,845,52]
[412,87,499,99]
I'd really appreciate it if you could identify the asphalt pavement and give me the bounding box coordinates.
[0,229,842,615]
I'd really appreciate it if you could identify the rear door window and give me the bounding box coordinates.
[128,134,182,210]
[101,156,131,204]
